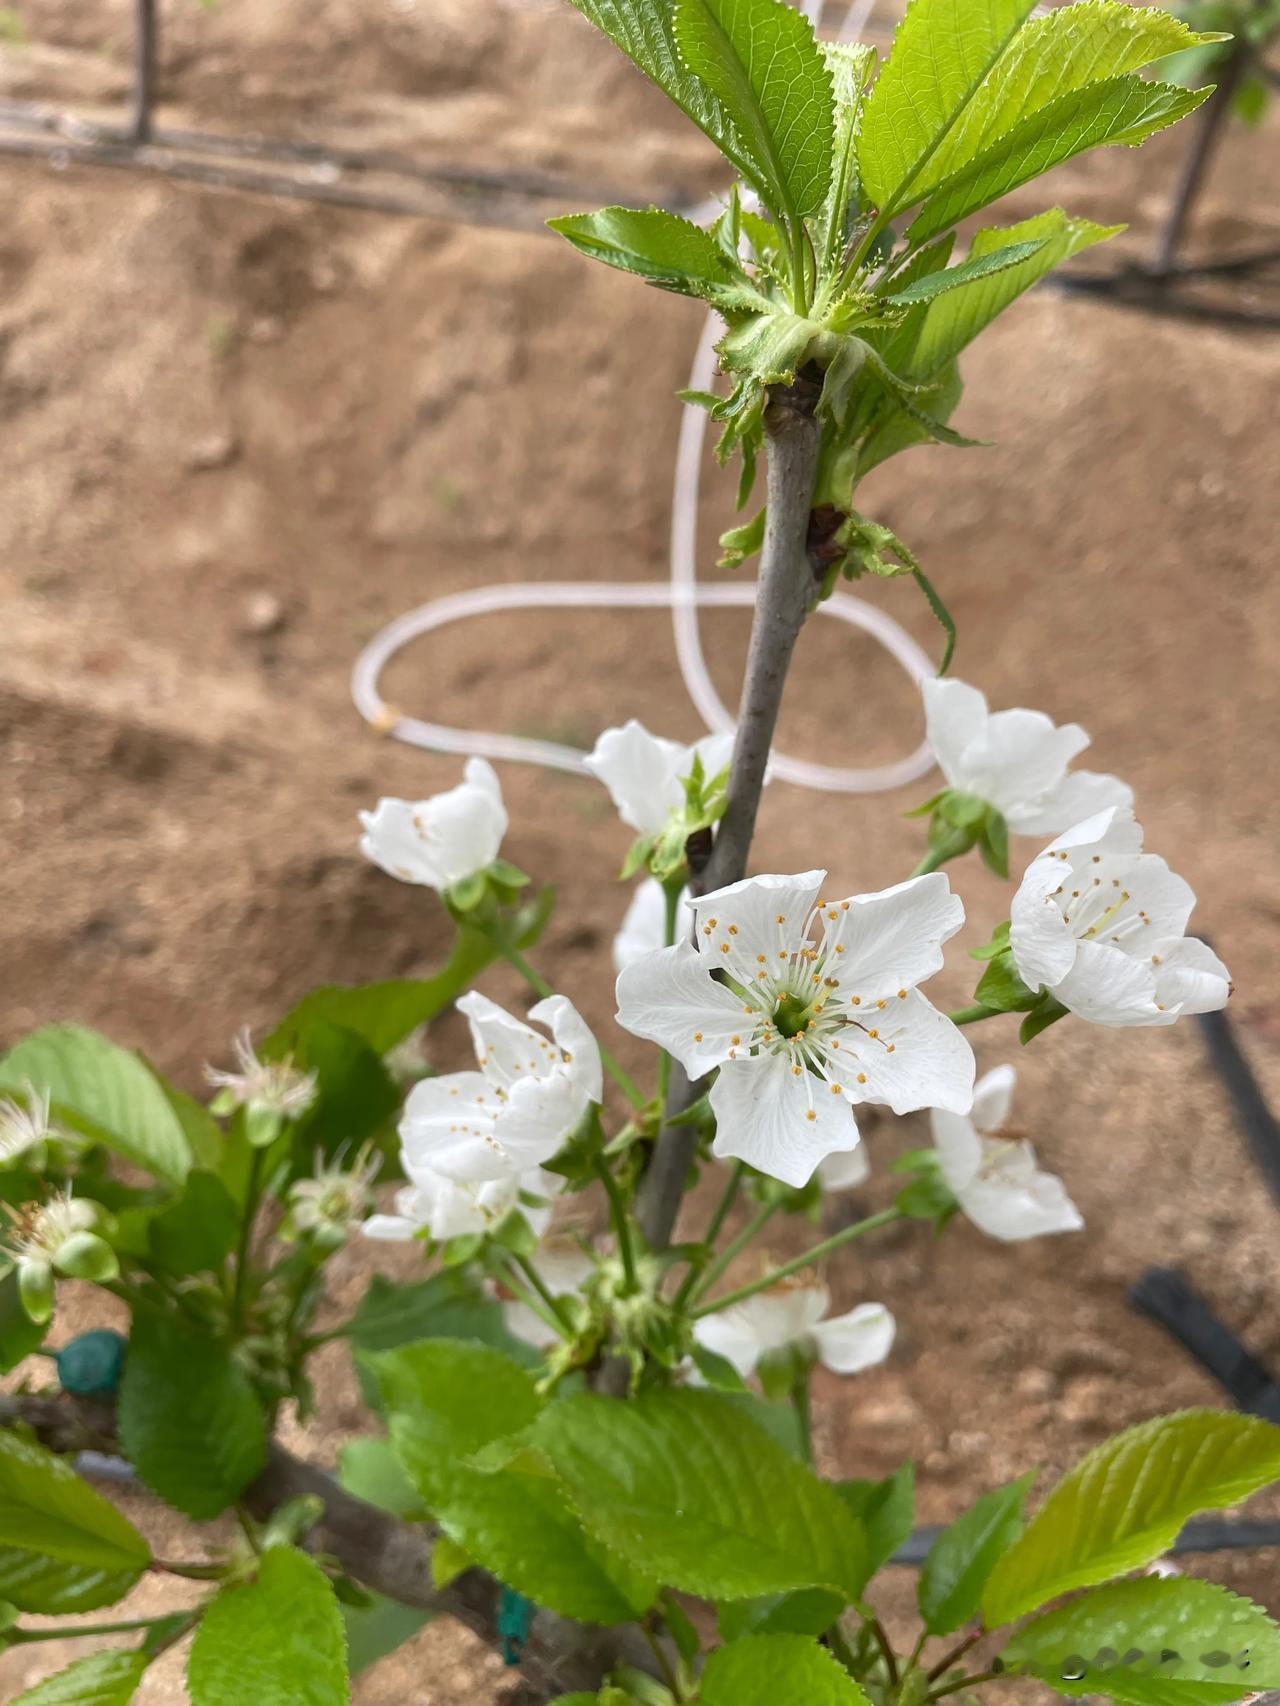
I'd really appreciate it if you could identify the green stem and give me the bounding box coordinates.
[656,880,684,1105]
[513,1251,573,1331]
[232,1145,266,1334]
[687,1200,778,1307]
[929,1670,1005,1702]
[154,1559,228,1581]
[500,941,646,1111]
[926,1628,982,1683]
[9,1617,173,1644]
[691,1207,901,1318]
[947,1003,1001,1027]
[672,1162,745,1311]
[792,1372,814,1466]
[642,1621,682,1698]
[866,1614,900,1688]
[595,1157,637,1293]
[499,1260,568,1340]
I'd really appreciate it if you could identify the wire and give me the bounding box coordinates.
[351,0,939,796]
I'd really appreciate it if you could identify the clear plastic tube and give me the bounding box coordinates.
[350,0,939,795]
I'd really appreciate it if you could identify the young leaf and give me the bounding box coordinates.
[117,1316,267,1521]
[0,1026,198,1187]
[548,207,737,298]
[858,0,1037,215]
[9,1651,150,1706]
[908,77,1211,243]
[337,1438,427,1520]
[918,1472,1034,1635]
[147,1170,239,1275]
[187,1546,349,1706]
[880,238,1046,306]
[836,1463,915,1577]
[820,41,876,270]
[718,1587,847,1642]
[701,1634,874,1705]
[0,1268,45,1373]
[673,0,835,223]
[289,1022,400,1158]
[983,1411,1280,1628]
[370,1341,651,1624]
[0,1426,152,1583]
[1002,1576,1280,1704]
[498,1388,871,1603]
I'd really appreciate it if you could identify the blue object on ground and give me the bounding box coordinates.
[56,1328,127,1394]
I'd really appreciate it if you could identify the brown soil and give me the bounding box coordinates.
[2,0,1279,1699]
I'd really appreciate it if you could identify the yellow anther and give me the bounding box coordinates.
[850,994,860,1004]
[694,1031,703,1041]
[856,1072,867,1084]
[841,901,849,911]
[720,943,730,953]
[876,999,887,1010]
[830,1084,842,1094]
[731,1035,741,1046]
[897,988,907,999]
[776,914,785,924]
[886,1043,896,1053]
[805,1109,817,1122]
[757,953,767,964]
[868,1028,878,1039]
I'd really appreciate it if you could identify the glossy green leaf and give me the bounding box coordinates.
[502,1388,870,1603]
[117,1316,266,1521]
[859,0,1036,212]
[548,207,737,298]
[718,1587,846,1641]
[836,1464,915,1576]
[909,77,1210,242]
[0,1026,195,1187]
[983,1411,1280,1628]
[674,0,834,221]
[9,1652,149,1706]
[919,1472,1034,1635]
[1003,1576,1280,1705]
[881,238,1045,305]
[188,1546,349,1706]
[370,1341,650,1624]
[701,1634,874,1704]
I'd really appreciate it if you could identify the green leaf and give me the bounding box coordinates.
[718,1587,846,1641]
[836,1463,915,1576]
[500,1388,870,1603]
[337,1438,426,1520]
[349,1270,532,1385]
[0,1268,45,1372]
[187,1546,349,1706]
[919,1472,1034,1635]
[147,1170,239,1275]
[881,238,1045,305]
[9,1652,149,1706]
[983,1411,1280,1628]
[1003,1576,1280,1704]
[701,1634,874,1705]
[820,41,876,269]
[263,926,501,1057]
[117,1316,267,1521]
[915,1,1228,202]
[563,0,753,184]
[548,207,737,299]
[0,1026,194,1187]
[0,1431,150,1614]
[342,1592,431,1677]
[673,0,834,222]
[289,1022,400,1159]
[370,1341,650,1624]
[909,77,1211,243]
[859,0,1037,213]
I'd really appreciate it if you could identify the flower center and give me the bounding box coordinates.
[771,993,815,1039]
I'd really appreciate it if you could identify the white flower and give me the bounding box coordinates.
[615,869,975,1188]
[1009,808,1231,1027]
[924,677,1131,836]
[398,991,601,1184]
[694,1283,895,1378]
[286,1146,380,1245]
[359,758,507,892]
[584,720,734,837]
[205,1028,317,1119]
[612,878,689,975]
[931,1065,1082,1242]
[500,1244,594,1348]
[0,1083,60,1167]
[0,1190,118,1323]
[362,1160,557,1245]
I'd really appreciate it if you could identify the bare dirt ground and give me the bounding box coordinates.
[2,0,1279,1698]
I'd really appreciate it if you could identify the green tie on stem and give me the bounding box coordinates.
[498,941,647,1110]
[690,1206,902,1319]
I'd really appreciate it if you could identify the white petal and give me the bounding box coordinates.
[584,720,689,835]
[710,1053,859,1188]
[529,994,604,1105]
[612,879,672,974]
[1040,806,1144,862]
[694,1286,830,1375]
[360,1212,416,1242]
[1151,936,1230,1017]
[970,1063,1017,1135]
[457,991,558,1090]
[930,1108,983,1194]
[493,1068,591,1173]
[812,1303,896,1375]
[963,708,1089,819]
[399,1071,507,1182]
[693,1311,768,1378]
[834,873,965,1001]
[839,990,975,1117]
[358,798,450,890]
[817,1144,870,1191]
[922,677,990,791]
[1010,770,1134,837]
[1121,857,1197,943]
[689,870,827,953]
[1010,857,1079,990]
[615,941,748,1077]
[1052,939,1165,1027]
[959,1143,1083,1243]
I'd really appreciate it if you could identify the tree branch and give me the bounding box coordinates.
[634,375,822,1255]
[0,1393,654,1700]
